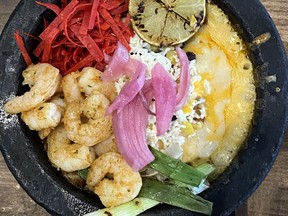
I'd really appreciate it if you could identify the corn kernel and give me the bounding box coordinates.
[165,50,177,65]
[182,121,195,136]
[182,99,194,114]
[182,105,192,114]
[192,122,203,130]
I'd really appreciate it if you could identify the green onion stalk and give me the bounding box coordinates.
[83,147,215,216]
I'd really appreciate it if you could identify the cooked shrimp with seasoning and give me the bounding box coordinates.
[62,71,83,103]
[4,63,61,114]
[47,124,96,172]
[78,67,116,102]
[94,135,119,156]
[21,102,62,131]
[38,128,52,140]
[49,93,66,116]
[63,91,112,146]
[36,94,66,139]
[86,152,142,207]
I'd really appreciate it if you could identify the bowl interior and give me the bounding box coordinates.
[0,0,287,215]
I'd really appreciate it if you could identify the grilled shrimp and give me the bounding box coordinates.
[49,93,66,116]
[4,63,61,114]
[63,91,112,146]
[37,94,66,139]
[94,135,119,156]
[21,102,62,131]
[38,128,52,140]
[62,71,83,103]
[47,124,95,172]
[78,67,116,102]
[86,152,142,207]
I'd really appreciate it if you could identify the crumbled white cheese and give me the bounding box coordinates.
[146,114,186,155]
[129,34,176,79]
[114,75,129,94]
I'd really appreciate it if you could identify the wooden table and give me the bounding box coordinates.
[0,0,287,215]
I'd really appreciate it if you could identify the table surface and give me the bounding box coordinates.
[0,0,287,215]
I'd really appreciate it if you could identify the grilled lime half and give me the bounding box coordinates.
[129,0,206,47]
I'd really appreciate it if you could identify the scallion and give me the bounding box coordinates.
[83,197,159,216]
[148,147,206,187]
[139,178,213,216]
[195,163,216,176]
[77,168,89,180]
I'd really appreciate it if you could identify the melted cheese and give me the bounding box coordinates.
[181,4,256,172]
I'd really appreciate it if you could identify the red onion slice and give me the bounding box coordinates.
[103,52,112,64]
[113,94,154,171]
[105,63,146,115]
[101,41,129,81]
[125,58,146,79]
[152,63,177,136]
[139,79,155,115]
[175,47,190,110]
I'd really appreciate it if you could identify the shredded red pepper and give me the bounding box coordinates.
[39,0,79,40]
[61,0,68,8]
[35,1,61,15]
[100,0,123,10]
[79,9,91,35]
[64,54,94,75]
[88,0,99,30]
[14,0,134,75]
[41,27,60,63]
[14,32,32,66]
[100,8,130,50]
[73,27,104,62]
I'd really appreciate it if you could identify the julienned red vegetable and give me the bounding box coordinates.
[14,32,32,66]
[16,0,133,75]
[35,1,61,15]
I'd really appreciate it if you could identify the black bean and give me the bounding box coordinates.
[186,52,196,61]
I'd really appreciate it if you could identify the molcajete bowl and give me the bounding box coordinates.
[0,0,287,215]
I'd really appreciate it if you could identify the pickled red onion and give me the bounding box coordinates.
[106,64,146,115]
[152,63,177,136]
[101,41,129,81]
[124,58,146,78]
[104,52,112,64]
[112,94,154,171]
[175,47,190,110]
[139,80,155,115]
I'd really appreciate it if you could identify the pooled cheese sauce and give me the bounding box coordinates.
[183,4,256,173]
[181,31,233,163]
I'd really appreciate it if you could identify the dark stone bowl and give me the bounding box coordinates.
[0,0,287,215]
